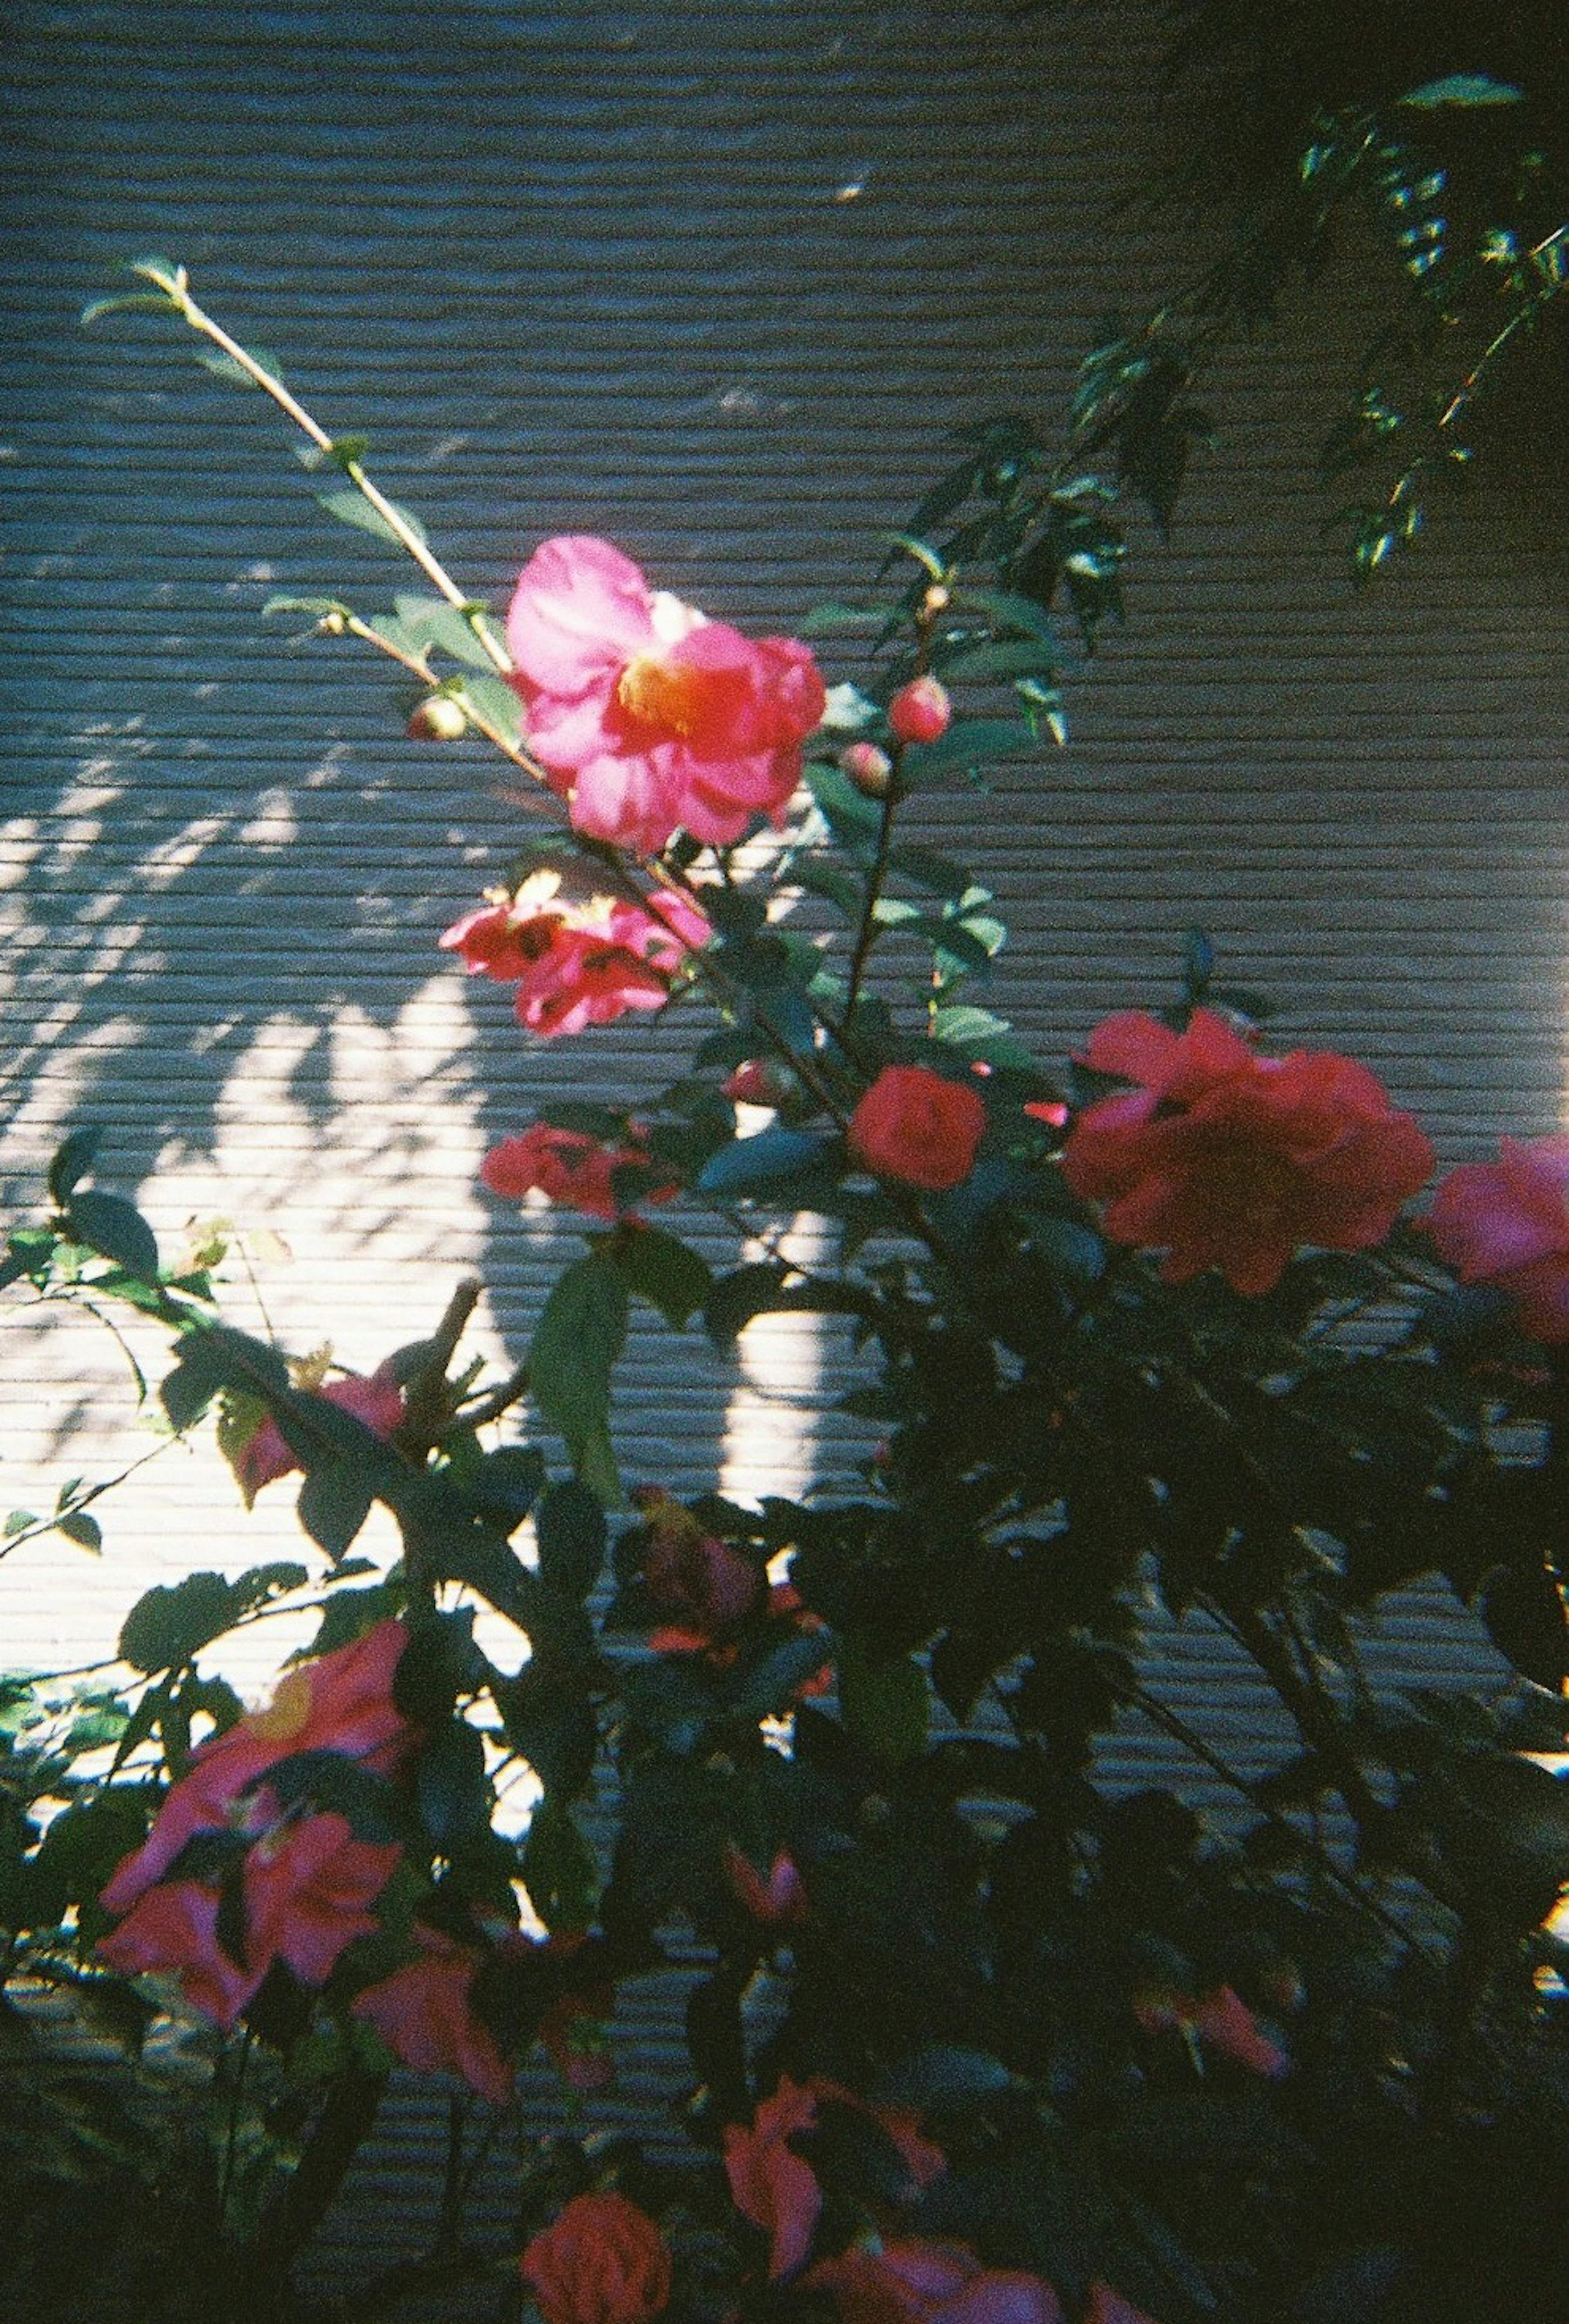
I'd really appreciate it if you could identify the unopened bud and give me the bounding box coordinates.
[316,609,347,635]
[887,675,951,746]
[921,584,951,617]
[407,694,468,742]
[839,741,894,799]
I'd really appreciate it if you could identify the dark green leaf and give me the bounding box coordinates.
[54,1510,103,1554]
[521,1802,601,1930]
[416,1717,491,1848]
[608,1224,715,1329]
[193,345,284,389]
[296,1459,375,1560]
[64,1190,159,1282]
[529,1254,628,1503]
[698,1128,838,1198]
[902,719,1035,784]
[118,1571,241,1675]
[837,1639,928,1765]
[871,2044,1013,2109]
[534,1479,608,1601]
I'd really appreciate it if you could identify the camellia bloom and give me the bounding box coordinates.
[1060,1008,1433,1296]
[887,675,952,746]
[520,2192,672,2324]
[480,1122,676,1221]
[632,1486,766,1642]
[98,1622,414,2026]
[505,535,825,853]
[807,2241,1063,2324]
[352,1925,515,2106]
[1134,1984,1289,2080]
[231,1362,405,1507]
[1426,1133,1569,1342]
[848,1065,987,1192]
[724,2075,944,2281]
[101,1619,413,1916]
[722,1843,808,1928]
[440,871,709,1039]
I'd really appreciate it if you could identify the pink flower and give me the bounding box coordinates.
[633,1488,766,1637]
[888,676,952,746]
[1134,1984,1289,2079]
[441,873,709,1039]
[724,2076,945,2281]
[101,1619,412,1916]
[848,1066,987,1192]
[352,1926,515,2105]
[724,2074,826,2280]
[807,2242,1063,2324]
[1060,1009,1433,1295]
[1426,1133,1569,1341]
[96,1878,261,2029]
[480,1123,676,1220]
[722,1844,808,1928]
[506,535,825,853]
[520,2192,672,2324]
[232,1363,405,1506]
[242,1809,402,1986]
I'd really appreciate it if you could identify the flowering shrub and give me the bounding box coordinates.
[2,260,1566,2324]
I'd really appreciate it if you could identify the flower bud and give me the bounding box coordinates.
[316,608,347,636]
[887,675,951,746]
[839,741,894,799]
[407,694,468,742]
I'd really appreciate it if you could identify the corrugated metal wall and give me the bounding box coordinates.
[0,0,1558,2295]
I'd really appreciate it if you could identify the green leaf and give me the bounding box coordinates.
[529,1254,628,1504]
[837,1639,928,1765]
[797,602,890,637]
[193,345,284,389]
[311,483,428,549]
[934,638,1059,683]
[48,1128,103,1207]
[263,593,355,625]
[902,718,1035,784]
[521,1803,601,1931]
[455,670,525,746]
[54,1510,103,1554]
[697,1128,838,1198]
[63,1189,160,1282]
[296,1459,375,1561]
[871,2044,1014,2109]
[415,1717,491,1848]
[119,1571,241,1675]
[930,1003,1035,1068]
[3,1511,37,1539]
[393,593,497,670]
[80,291,181,326]
[534,1479,608,1601]
[607,1224,714,1329]
[1399,75,1522,109]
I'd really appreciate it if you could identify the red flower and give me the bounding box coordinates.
[724,2076,945,2281]
[1060,1009,1433,1295]
[807,2241,1062,2324]
[505,535,825,854]
[441,873,708,1039]
[242,1809,402,1986]
[633,1487,766,1638]
[887,676,952,746]
[724,2074,827,2280]
[96,1878,261,2029]
[232,1363,405,1506]
[481,1123,676,1221]
[848,1066,987,1192]
[1134,1984,1289,2079]
[520,2192,672,2324]
[723,1843,808,1928]
[1426,1133,1569,1341]
[101,1619,412,1916]
[352,1925,515,2105]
